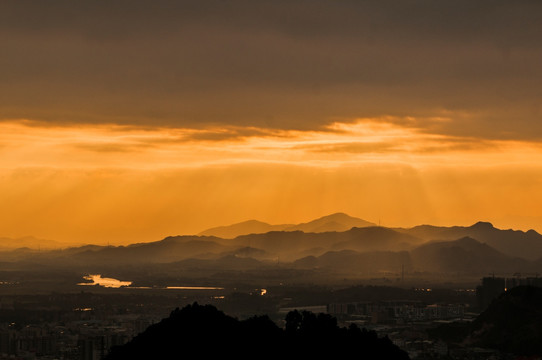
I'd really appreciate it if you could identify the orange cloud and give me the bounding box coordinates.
[0,119,541,245]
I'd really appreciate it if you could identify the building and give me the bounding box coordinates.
[476,276,505,310]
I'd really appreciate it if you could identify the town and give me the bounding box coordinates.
[1,275,539,360]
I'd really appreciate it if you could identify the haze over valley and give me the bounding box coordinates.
[2,213,542,294]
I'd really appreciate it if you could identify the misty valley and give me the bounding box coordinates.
[3,213,542,289]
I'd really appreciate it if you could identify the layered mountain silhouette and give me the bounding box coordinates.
[198,219,294,239]
[395,221,542,260]
[284,212,376,233]
[410,237,530,274]
[2,214,542,281]
[293,250,412,275]
[227,226,420,261]
[198,212,376,238]
[292,237,537,276]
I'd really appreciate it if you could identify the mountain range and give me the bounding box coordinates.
[0,236,73,251]
[394,221,542,260]
[198,212,376,238]
[200,213,542,260]
[1,213,542,283]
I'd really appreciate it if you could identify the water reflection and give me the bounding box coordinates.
[77,274,132,288]
[166,286,224,290]
[77,274,224,290]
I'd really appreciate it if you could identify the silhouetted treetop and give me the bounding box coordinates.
[106,302,409,359]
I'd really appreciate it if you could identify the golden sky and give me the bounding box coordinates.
[1,1,542,245]
[1,118,541,245]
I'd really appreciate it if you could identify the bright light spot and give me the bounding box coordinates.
[77,274,132,288]
[166,286,224,290]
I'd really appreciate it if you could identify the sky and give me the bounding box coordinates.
[1,1,542,245]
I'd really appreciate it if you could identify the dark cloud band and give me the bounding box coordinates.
[1,0,541,139]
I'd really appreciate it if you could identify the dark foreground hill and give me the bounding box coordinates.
[467,286,542,355]
[105,303,409,360]
[430,286,542,356]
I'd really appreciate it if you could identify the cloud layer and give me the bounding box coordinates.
[1,2,542,244]
[1,1,541,138]
[1,119,542,244]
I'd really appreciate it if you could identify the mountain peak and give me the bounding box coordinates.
[471,221,494,229]
[299,212,375,226]
[285,213,375,233]
[231,219,270,227]
[198,213,375,238]
[320,212,351,219]
[315,212,366,223]
[198,220,291,239]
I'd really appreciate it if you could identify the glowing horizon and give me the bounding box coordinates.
[1,2,541,246]
[1,117,541,245]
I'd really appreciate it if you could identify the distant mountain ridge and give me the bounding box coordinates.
[4,224,541,280]
[198,212,376,238]
[292,236,537,276]
[395,221,542,260]
[285,213,376,233]
[198,220,293,239]
[0,236,72,250]
[2,214,542,283]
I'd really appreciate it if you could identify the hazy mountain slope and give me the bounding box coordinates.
[410,237,532,275]
[0,236,71,250]
[13,226,418,266]
[5,221,540,279]
[0,243,108,264]
[230,226,421,261]
[293,237,536,277]
[198,213,375,238]
[329,226,421,252]
[69,236,236,265]
[218,246,270,260]
[66,226,419,265]
[284,213,376,233]
[294,250,412,275]
[198,220,292,239]
[0,225,420,270]
[395,222,542,260]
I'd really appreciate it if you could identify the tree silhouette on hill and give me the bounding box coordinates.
[468,285,542,355]
[429,286,542,356]
[105,302,409,359]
